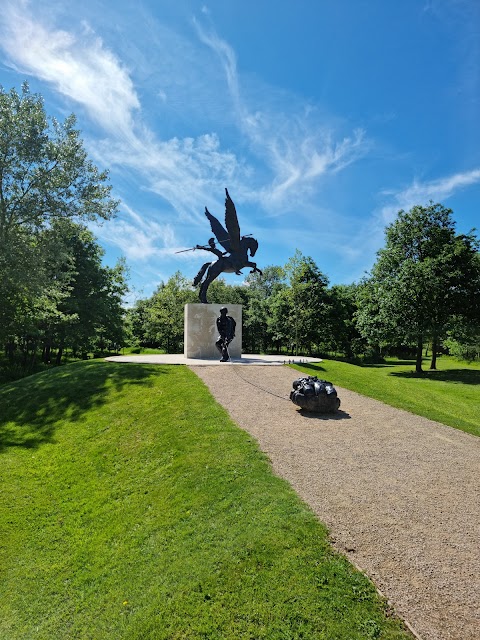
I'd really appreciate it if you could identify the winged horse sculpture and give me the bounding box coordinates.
[193,189,262,303]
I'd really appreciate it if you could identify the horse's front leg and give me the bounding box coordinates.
[246,261,263,276]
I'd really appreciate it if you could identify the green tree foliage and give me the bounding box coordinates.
[244,266,286,353]
[4,220,128,366]
[128,256,357,359]
[356,203,480,372]
[444,313,480,362]
[328,283,365,358]
[286,251,331,355]
[0,84,125,372]
[0,83,117,243]
[142,272,197,352]
[126,206,478,364]
[44,221,128,359]
[267,251,331,355]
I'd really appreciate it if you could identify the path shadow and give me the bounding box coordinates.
[297,409,351,421]
[0,361,169,452]
[389,368,480,385]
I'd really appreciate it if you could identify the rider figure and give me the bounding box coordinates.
[215,307,236,362]
[197,238,242,274]
[196,238,225,259]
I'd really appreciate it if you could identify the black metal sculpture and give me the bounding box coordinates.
[215,307,236,362]
[192,189,262,303]
[290,376,341,413]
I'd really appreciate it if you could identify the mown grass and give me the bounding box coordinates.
[0,361,411,639]
[0,347,166,385]
[291,356,480,437]
[122,346,167,355]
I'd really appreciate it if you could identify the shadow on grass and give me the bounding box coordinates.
[293,360,419,372]
[389,368,480,385]
[0,361,168,452]
[291,363,327,373]
[361,359,416,368]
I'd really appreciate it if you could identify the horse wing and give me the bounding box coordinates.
[224,189,241,253]
[205,207,232,252]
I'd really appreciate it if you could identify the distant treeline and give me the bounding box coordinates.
[1,85,479,381]
[127,203,480,373]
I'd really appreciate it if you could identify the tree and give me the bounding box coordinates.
[244,266,286,353]
[0,83,122,367]
[47,221,128,359]
[444,316,480,362]
[327,283,365,358]
[276,251,330,355]
[358,203,480,372]
[0,83,117,244]
[6,220,128,365]
[144,273,196,352]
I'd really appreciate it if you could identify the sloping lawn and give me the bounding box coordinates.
[0,361,411,639]
[291,356,479,437]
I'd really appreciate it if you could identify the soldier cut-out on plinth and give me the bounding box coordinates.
[215,307,236,362]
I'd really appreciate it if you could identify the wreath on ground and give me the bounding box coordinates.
[290,375,340,413]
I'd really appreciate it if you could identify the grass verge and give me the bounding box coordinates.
[0,361,411,639]
[291,356,479,437]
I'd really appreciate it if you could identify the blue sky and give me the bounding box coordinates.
[1,0,479,300]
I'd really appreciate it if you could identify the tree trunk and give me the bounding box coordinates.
[56,346,63,365]
[430,335,438,370]
[29,342,37,369]
[415,336,423,373]
[6,341,15,364]
[43,342,51,364]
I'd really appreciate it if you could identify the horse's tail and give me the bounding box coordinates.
[193,262,210,286]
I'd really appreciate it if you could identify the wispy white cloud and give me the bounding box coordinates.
[194,20,370,210]
[0,0,139,139]
[258,126,367,209]
[1,1,370,227]
[325,167,480,280]
[380,168,480,223]
[0,0,373,285]
[90,204,178,261]
[0,0,245,225]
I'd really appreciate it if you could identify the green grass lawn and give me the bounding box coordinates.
[291,356,480,437]
[0,361,411,639]
[122,346,167,355]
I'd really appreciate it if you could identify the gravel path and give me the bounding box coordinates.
[191,364,480,640]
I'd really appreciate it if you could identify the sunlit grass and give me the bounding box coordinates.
[121,346,167,355]
[291,356,480,437]
[0,361,411,639]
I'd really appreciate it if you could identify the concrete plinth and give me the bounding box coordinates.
[184,303,242,359]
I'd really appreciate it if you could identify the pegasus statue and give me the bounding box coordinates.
[192,189,262,303]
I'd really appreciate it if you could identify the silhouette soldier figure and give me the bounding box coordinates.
[215,307,236,362]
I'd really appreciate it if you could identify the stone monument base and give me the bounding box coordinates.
[184,303,242,359]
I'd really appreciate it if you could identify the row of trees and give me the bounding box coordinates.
[127,203,480,373]
[0,84,127,371]
[2,84,478,376]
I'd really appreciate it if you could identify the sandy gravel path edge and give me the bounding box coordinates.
[191,364,480,640]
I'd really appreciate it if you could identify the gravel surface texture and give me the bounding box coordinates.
[191,364,480,640]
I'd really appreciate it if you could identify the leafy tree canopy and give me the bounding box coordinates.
[0,82,118,243]
[0,84,126,372]
[357,202,480,371]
